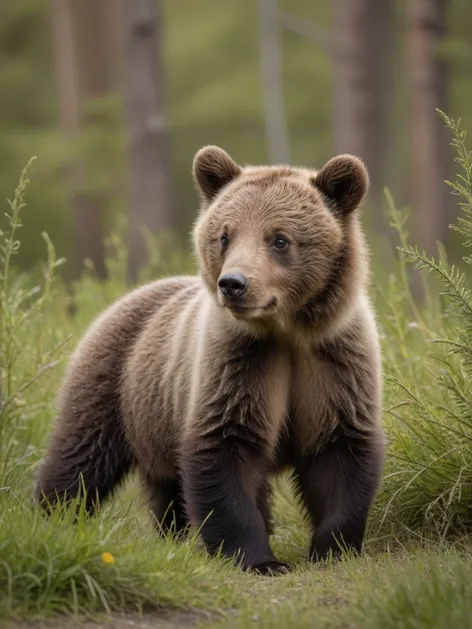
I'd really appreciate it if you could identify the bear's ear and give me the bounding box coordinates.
[312,154,369,216]
[193,145,242,203]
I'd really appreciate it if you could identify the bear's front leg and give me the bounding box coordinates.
[181,431,290,575]
[296,429,384,562]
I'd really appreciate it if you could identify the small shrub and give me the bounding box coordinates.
[373,113,472,542]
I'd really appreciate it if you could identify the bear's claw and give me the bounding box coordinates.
[250,560,292,576]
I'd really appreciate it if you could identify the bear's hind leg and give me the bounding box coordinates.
[34,415,134,515]
[142,475,189,537]
[257,478,274,536]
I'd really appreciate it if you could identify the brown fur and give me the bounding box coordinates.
[35,146,385,576]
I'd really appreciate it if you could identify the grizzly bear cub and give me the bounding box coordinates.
[35,146,385,575]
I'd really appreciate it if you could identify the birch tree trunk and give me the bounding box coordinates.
[122,0,173,283]
[258,0,291,164]
[332,0,395,231]
[50,0,118,280]
[407,0,451,255]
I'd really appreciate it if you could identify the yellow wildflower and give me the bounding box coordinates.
[101,552,115,564]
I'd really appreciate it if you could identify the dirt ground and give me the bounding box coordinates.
[3,611,219,629]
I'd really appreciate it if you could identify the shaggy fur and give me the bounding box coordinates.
[35,146,385,576]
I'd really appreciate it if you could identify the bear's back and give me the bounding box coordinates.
[56,276,201,433]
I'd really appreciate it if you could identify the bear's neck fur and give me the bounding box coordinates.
[293,215,367,344]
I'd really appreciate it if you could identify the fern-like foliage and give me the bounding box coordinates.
[373,112,472,543]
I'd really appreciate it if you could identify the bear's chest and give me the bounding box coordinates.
[285,350,342,457]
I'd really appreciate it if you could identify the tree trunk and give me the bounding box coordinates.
[122,0,173,283]
[407,0,451,256]
[332,0,395,233]
[50,0,118,280]
[258,0,291,164]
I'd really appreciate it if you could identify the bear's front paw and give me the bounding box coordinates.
[250,560,292,576]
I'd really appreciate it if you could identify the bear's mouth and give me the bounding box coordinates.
[224,297,277,319]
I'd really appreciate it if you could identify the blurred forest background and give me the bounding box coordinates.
[1,0,471,283]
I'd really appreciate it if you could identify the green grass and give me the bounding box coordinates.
[200,546,472,629]
[0,487,236,619]
[3,113,472,628]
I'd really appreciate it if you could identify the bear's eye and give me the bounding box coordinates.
[220,234,230,248]
[274,236,288,249]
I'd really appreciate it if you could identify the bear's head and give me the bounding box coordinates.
[192,146,369,339]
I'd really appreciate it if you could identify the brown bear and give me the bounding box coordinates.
[34,146,385,576]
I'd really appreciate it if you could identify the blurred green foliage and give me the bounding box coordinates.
[0,0,471,273]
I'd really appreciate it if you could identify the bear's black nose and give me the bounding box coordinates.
[218,273,249,299]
